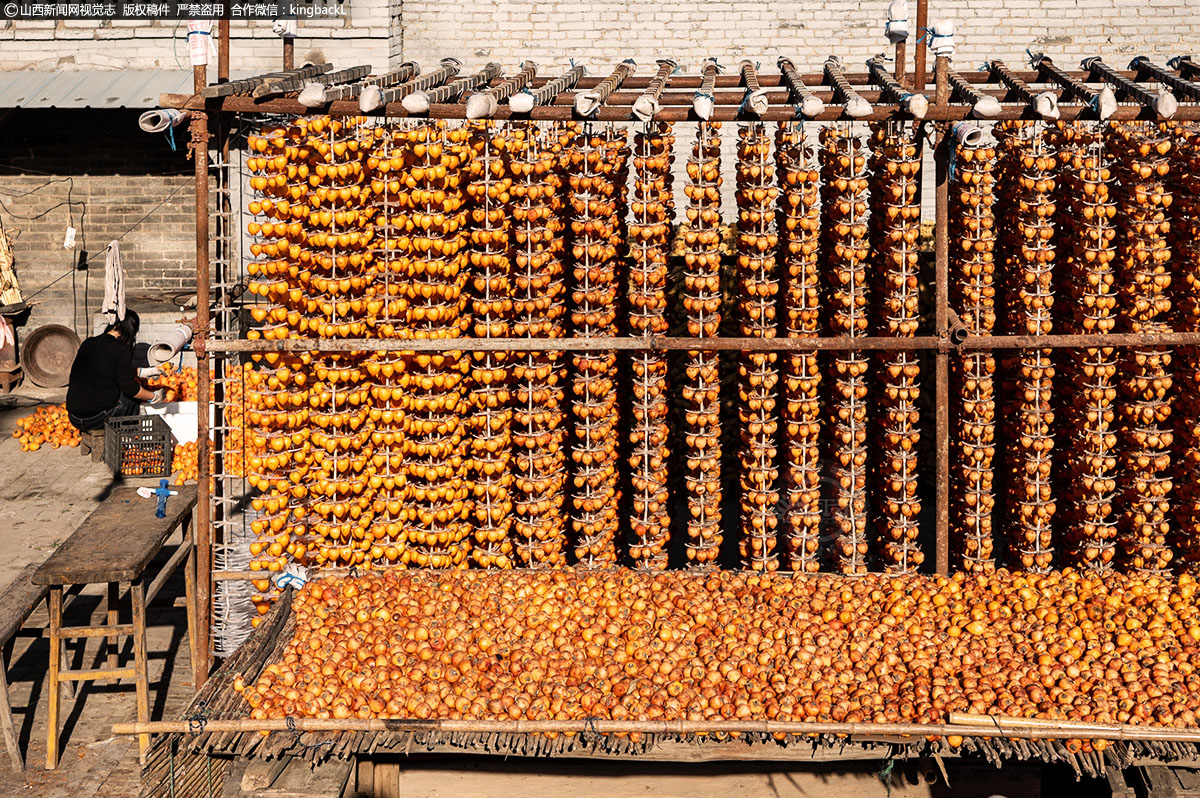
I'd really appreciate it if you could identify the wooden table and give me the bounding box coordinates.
[33,484,198,769]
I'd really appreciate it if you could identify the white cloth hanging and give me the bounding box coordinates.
[100,240,126,323]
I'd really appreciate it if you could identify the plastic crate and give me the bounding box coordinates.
[103,415,174,478]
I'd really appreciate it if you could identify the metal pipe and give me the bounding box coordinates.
[776,57,825,117]
[575,59,635,117]
[934,54,950,578]
[510,64,585,113]
[158,92,1200,122]
[403,62,502,114]
[1084,57,1177,119]
[867,54,927,117]
[947,68,1001,117]
[631,59,675,121]
[824,57,872,117]
[191,61,212,691]
[360,57,461,113]
[913,0,928,91]
[1130,57,1200,101]
[947,308,969,345]
[1035,55,1116,118]
[110,716,1200,744]
[466,60,537,119]
[199,63,330,99]
[990,59,1060,119]
[217,20,229,83]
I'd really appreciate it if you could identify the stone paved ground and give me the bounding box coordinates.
[0,386,197,797]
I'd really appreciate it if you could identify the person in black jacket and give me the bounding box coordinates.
[66,310,162,431]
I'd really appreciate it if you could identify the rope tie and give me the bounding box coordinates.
[185,699,210,734]
[879,756,896,797]
[285,715,336,753]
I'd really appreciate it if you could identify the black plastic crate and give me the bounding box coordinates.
[103,415,174,478]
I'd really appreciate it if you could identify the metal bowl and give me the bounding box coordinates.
[22,324,81,388]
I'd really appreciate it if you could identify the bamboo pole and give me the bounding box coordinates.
[110,716,1200,744]
[205,331,1200,354]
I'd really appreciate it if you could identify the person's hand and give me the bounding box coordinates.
[150,389,167,403]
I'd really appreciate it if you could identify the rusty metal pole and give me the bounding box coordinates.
[913,0,928,92]
[218,20,229,82]
[933,54,950,576]
[191,60,213,690]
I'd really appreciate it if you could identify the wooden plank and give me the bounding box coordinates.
[33,485,198,586]
[45,586,61,770]
[373,760,402,798]
[0,649,23,770]
[241,757,288,791]
[145,530,194,606]
[105,582,119,685]
[58,667,137,681]
[0,563,49,644]
[131,578,150,764]
[59,624,135,639]
[258,757,353,798]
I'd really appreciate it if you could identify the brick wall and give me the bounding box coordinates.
[0,110,197,334]
[0,4,391,72]
[2,0,1195,74]
[396,0,1198,70]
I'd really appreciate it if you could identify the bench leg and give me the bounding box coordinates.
[130,579,150,765]
[45,587,61,771]
[183,545,198,683]
[106,582,120,685]
[0,650,23,771]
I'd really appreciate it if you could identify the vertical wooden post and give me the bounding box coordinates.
[913,0,928,92]
[192,60,213,691]
[183,520,198,678]
[130,578,150,764]
[45,586,61,770]
[934,54,951,577]
[283,36,295,70]
[105,581,119,683]
[895,41,907,86]
[0,649,21,771]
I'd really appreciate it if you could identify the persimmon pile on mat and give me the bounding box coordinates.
[239,568,1200,753]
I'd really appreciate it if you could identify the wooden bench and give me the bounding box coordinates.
[78,429,103,463]
[0,564,50,771]
[33,484,199,769]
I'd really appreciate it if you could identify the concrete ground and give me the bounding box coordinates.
[0,385,1113,797]
[0,384,196,798]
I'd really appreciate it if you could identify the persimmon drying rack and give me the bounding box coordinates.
[143,16,1200,770]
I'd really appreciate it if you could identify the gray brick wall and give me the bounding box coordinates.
[0,110,199,334]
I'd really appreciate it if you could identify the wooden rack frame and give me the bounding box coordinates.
[173,20,1200,687]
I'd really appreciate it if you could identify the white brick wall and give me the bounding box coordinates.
[1,10,390,72]
[2,0,1195,75]
[395,0,1200,72]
